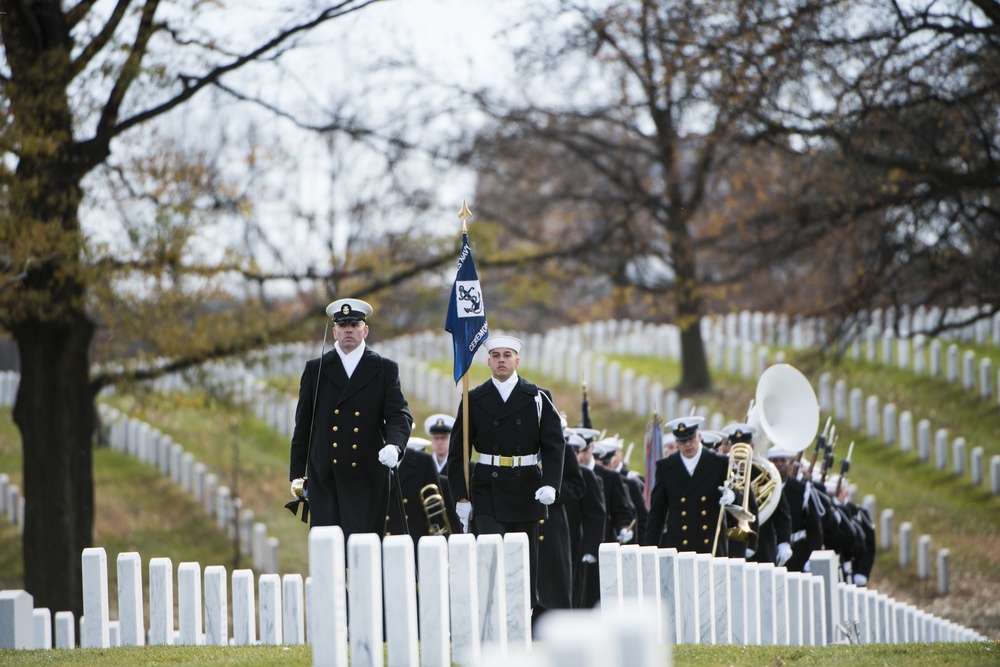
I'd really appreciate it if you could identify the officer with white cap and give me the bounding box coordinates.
[288,298,413,539]
[447,334,566,610]
[424,413,455,474]
[643,416,756,555]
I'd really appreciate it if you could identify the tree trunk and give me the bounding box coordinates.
[678,314,711,393]
[12,315,95,621]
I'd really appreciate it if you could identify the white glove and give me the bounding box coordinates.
[626,470,641,481]
[378,444,401,468]
[746,547,756,558]
[718,486,736,507]
[776,542,793,566]
[803,560,812,573]
[290,478,306,499]
[617,527,634,544]
[534,485,556,505]
[456,501,472,533]
[853,573,868,586]
[582,553,597,564]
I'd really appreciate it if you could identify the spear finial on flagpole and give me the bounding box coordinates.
[458,200,472,234]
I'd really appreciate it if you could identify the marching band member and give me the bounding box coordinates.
[536,430,587,615]
[385,436,449,540]
[644,416,757,555]
[767,446,823,572]
[595,436,646,545]
[723,422,792,566]
[566,429,608,609]
[591,436,638,546]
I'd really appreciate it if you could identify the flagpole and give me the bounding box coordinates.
[458,201,473,499]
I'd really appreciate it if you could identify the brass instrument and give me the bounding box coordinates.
[711,442,758,556]
[420,483,452,537]
[751,455,782,525]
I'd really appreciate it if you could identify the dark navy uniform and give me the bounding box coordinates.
[289,345,412,538]
[538,444,586,611]
[644,448,733,553]
[386,447,448,540]
[783,476,824,572]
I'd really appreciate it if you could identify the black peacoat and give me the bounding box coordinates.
[446,376,565,523]
[288,347,412,539]
[644,448,740,554]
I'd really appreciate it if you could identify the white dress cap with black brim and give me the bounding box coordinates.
[484,335,523,353]
[721,422,755,444]
[566,433,587,449]
[327,298,373,324]
[407,436,432,450]
[665,416,705,441]
[569,427,601,442]
[767,447,795,459]
[700,430,725,449]
[424,413,455,436]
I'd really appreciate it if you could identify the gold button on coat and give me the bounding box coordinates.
[355,411,360,416]
[351,462,357,467]
[353,427,359,433]
[334,409,340,415]
[333,426,338,431]
[352,444,358,449]
[333,443,338,448]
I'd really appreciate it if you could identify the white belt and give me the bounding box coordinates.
[477,453,538,467]
[791,529,807,544]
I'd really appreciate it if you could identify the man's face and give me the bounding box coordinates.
[334,321,368,353]
[487,347,519,381]
[576,443,593,465]
[770,456,790,482]
[678,433,702,459]
[430,432,450,461]
[718,440,732,455]
[662,437,678,457]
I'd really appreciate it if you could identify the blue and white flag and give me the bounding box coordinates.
[445,233,488,383]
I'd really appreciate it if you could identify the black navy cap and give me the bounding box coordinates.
[424,413,455,435]
[721,422,755,444]
[665,416,705,442]
[326,298,373,324]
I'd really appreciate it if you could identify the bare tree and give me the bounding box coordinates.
[0,0,462,618]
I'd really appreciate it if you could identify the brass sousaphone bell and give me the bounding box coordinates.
[713,363,820,555]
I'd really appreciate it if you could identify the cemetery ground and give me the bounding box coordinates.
[1,338,999,660]
[0,640,999,666]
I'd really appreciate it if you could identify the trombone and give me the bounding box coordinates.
[420,483,453,537]
[711,442,758,556]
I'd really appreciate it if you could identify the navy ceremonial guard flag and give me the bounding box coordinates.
[445,232,489,382]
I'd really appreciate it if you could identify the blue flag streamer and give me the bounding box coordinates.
[445,233,489,382]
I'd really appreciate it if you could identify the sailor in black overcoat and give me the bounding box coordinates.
[447,335,565,608]
[644,416,757,555]
[288,299,413,540]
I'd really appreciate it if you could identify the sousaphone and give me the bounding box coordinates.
[746,363,820,524]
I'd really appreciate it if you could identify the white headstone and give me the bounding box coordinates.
[81,547,110,649]
[0,590,33,649]
[232,569,256,646]
[657,548,680,644]
[258,573,282,646]
[54,610,75,649]
[148,557,174,645]
[33,607,52,650]
[810,551,840,645]
[899,522,913,567]
[449,533,481,667]
[347,533,384,665]
[117,552,145,646]
[418,535,451,667]
[695,554,715,644]
[281,574,305,646]
[178,562,203,645]
[204,565,229,647]
[501,533,531,650]
[676,552,699,644]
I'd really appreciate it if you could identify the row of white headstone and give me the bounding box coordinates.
[1,531,984,660]
[98,404,281,575]
[846,331,999,405]
[818,373,1000,496]
[0,472,25,536]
